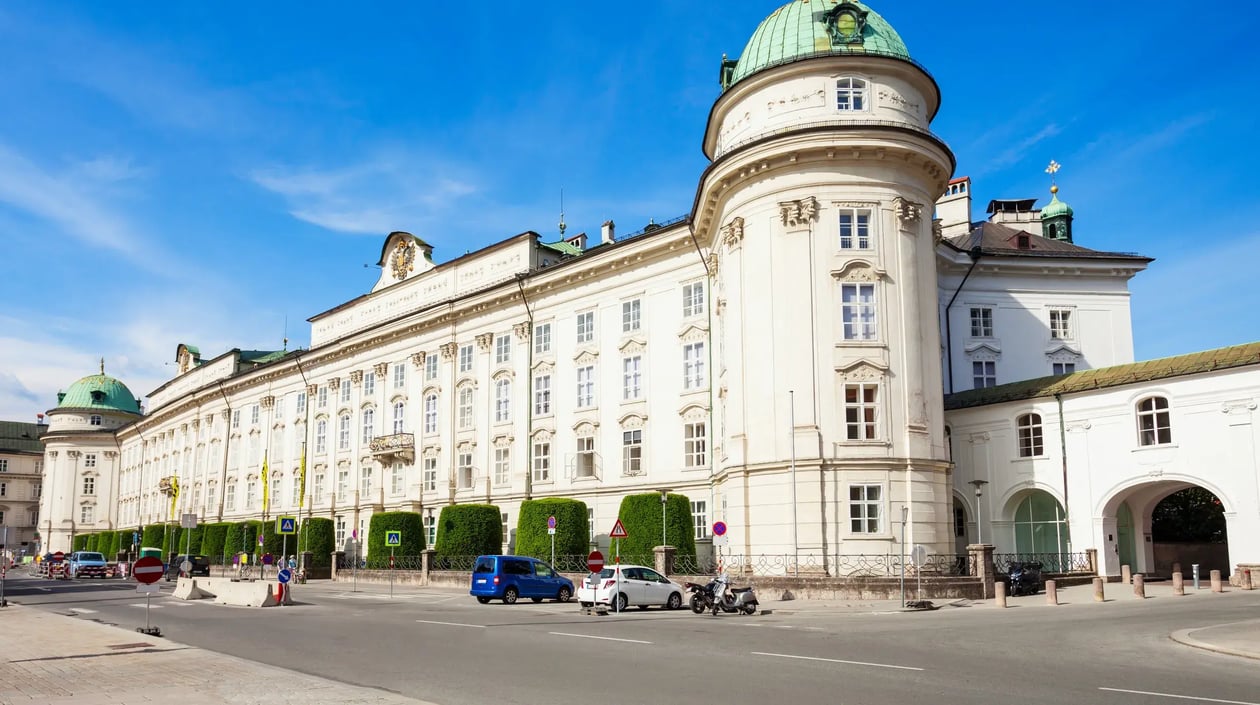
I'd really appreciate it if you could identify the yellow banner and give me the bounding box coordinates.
[298,447,307,509]
[168,476,179,519]
[260,454,269,513]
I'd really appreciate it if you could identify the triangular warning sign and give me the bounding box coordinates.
[609,519,628,539]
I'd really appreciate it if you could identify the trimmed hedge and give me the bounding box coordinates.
[94,531,115,557]
[223,521,259,558]
[614,493,697,560]
[141,524,166,551]
[434,504,501,558]
[515,498,589,561]
[301,517,334,568]
[84,534,98,552]
[201,522,229,560]
[163,526,182,559]
[72,534,89,551]
[181,525,204,555]
[368,511,426,561]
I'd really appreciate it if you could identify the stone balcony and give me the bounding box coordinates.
[368,433,414,463]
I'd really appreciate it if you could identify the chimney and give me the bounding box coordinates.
[601,220,616,245]
[566,232,587,251]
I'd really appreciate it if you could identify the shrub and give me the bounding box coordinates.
[368,512,425,564]
[103,531,122,558]
[94,531,114,557]
[163,526,183,559]
[434,504,501,558]
[141,524,165,551]
[223,522,258,559]
[614,493,697,560]
[84,534,99,552]
[181,525,204,555]
[201,523,230,560]
[515,498,589,561]
[301,517,335,568]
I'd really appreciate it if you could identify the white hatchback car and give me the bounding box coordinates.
[576,564,685,611]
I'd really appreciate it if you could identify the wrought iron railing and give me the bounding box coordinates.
[992,552,1092,575]
[712,553,970,578]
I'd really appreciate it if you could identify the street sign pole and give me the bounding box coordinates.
[615,537,620,615]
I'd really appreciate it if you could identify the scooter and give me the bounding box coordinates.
[1007,561,1043,596]
[685,573,758,615]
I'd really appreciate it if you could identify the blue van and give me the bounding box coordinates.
[469,555,574,604]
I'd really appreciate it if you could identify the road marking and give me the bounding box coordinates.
[67,608,98,614]
[415,620,485,629]
[1099,688,1260,705]
[130,604,163,609]
[751,651,923,671]
[548,632,652,644]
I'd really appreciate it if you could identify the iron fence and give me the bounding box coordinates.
[993,552,1092,575]
[712,553,970,578]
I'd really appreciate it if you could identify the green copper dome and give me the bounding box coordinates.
[726,0,912,88]
[56,373,142,415]
[1041,193,1074,219]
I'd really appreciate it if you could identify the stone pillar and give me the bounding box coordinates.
[1233,564,1259,589]
[654,545,676,577]
[1121,564,1131,585]
[421,549,435,584]
[1172,561,1182,576]
[1173,571,1184,596]
[331,551,343,580]
[1086,548,1098,575]
[1133,574,1145,598]
[1045,579,1058,605]
[300,551,313,574]
[994,580,1007,608]
[967,544,995,600]
[1092,577,1105,602]
[1210,569,1224,593]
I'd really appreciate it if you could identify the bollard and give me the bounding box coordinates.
[994,580,1007,608]
[1121,564,1132,585]
[1133,574,1146,599]
[1192,564,1201,590]
[1045,579,1058,605]
[1210,569,1223,593]
[1093,577,1105,602]
[1243,569,1254,591]
[1173,562,1182,576]
[1172,571,1184,596]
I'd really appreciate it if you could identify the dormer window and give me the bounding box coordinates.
[90,390,105,403]
[825,2,869,45]
[836,78,867,111]
[1016,234,1031,249]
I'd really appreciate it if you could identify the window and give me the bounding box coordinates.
[843,383,878,440]
[458,387,474,429]
[501,512,510,544]
[80,505,95,525]
[458,452,473,489]
[422,457,438,492]
[534,374,552,416]
[423,395,436,434]
[337,470,349,497]
[494,447,510,485]
[623,356,642,400]
[684,422,707,468]
[337,414,351,450]
[836,77,867,111]
[849,484,881,533]
[361,409,374,444]
[494,379,512,422]
[232,409,241,428]
[841,283,877,340]
[425,354,438,381]
[576,312,594,344]
[622,430,642,476]
[534,323,552,354]
[251,404,260,425]
[838,208,871,249]
[341,380,351,403]
[588,508,596,541]
[360,467,373,494]
[1017,413,1044,457]
[391,463,404,495]
[495,334,512,364]
[296,392,307,415]
[1049,309,1073,340]
[313,472,325,500]
[292,476,303,505]
[396,400,409,434]
[576,366,595,407]
[89,414,102,426]
[84,453,96,468]
[622,299,641,332]
[972,361,996,388]
[0,482,6,497]
[532,441,550,482]
[315,419,327,454]
[393,362,407,389]
[318,387,328,408]
[225,483,236,511]
[271,475,282,507]
[33,482,40,498]
[1053,362,1076,375]
[335,516,346,548]
[363,372,375,396]
[424,514,437,547]
[682,282,705,318]
[683,343,706,389]
[1137,396,1172,446]
[0,460,7,472]
[458,345,473,373]
[576,435,595,478]
[82,477,94,496]
[691,500,708,540]
[970,307,993,337]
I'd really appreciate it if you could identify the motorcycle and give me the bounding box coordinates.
[685,573,758,615]
[1007,561,1043,596]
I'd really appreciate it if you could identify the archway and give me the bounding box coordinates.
[952,494,970,556]
[1100,480,1231,578]
[1116,501,1135,571]
[1011,491,1067,555]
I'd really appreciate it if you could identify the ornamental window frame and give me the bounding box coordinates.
[1016,413,1044,458]
[684,421,707,468]
[683,342,706,390]
[361,408,374,444]
[494,446,511,486]
[422,456,438,492]
[315,419,328,454]
[1136,395,1172,447]
[836,77,868,112]
[576,365,596,408]
[532,440,551,483]
[395,400,408,435]
[338,413,351,450]
[494,378,512,423]
[1049,308,1074,340]
[841,283,877,341]
[622,429,643,477]
[838,208,872,249]
[623,355,643,400]
[842,382,880,441]
[534,374,552,416]
[458,386,475,429]
[423,394,438,435]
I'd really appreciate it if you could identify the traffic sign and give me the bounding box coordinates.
[712,521,727,537]
[277,516,297,535]
[133,556,164,584]
[385,531,402,546]
[179,560,192,573]
[52,551,64,562]
[911,544,928,568]
[609,519,628,539]
[277,568,292,584]
[136,583,161,594]
[587,551,605,573]
[547,515,557,529]
[258,534,265,547]
[180,513,198,529]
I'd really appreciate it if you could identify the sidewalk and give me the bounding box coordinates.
[0,605,439,705]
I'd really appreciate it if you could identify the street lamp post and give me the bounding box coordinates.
[969,480,989,544]
[659,489,668,548]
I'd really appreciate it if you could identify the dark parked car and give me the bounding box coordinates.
[165,554,211,581]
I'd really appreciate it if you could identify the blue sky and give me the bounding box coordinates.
[1,1,1258,421]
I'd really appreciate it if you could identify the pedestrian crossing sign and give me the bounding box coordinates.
[386,531,402,546]
[277,516,297,535]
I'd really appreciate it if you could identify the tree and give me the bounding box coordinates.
[1152,487,1226,543]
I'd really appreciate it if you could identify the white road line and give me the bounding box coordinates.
[751,651,923,671]
[129,604,163,609]
[415,620,486,629]
[549,632,653,644]
[67,608,97,614]
[1099,687,1260,705]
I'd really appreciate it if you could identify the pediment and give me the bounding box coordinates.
[678,324,709,345]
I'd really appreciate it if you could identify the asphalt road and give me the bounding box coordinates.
[7,573,1260,705]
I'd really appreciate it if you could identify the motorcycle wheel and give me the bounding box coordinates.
[742,605,757,615]
[689,594,706,614]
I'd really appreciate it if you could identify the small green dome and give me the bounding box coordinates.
[727,0,912,88]
[56,374,142,415]
[1041,193,1074,219]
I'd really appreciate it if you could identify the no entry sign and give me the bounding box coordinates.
[587,550,605,573]
[133,556,164,585]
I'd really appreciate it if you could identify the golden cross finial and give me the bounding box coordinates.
[1045,160,1062,193]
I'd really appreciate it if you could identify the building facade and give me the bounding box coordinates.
[0,420,47,561]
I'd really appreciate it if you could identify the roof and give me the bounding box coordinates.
[727,1,913,89]
[944,222,1150,261]
[1040,193,1074,219]
[55,374,142,415]
[238,349,290,366]
[541,241,583,257]
[0,421,47,454]
[986,198,1037,214]
[945,341,1260,410]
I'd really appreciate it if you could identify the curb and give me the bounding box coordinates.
[1170,626,1260,661]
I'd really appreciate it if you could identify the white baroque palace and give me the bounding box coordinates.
[35,0,1260,579]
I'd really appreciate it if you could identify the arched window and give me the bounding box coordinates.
[1016,413,1043,458]
[495,379,512,423]
[314,420,327,454]
[836,77,867,111]
[1136,396,1171,446]
[423,394,438,434]
[394,401,407,435]
[458,387,474,429]
[1013,491,1067,555]
[338,413,351,450]
[361,408,374,444]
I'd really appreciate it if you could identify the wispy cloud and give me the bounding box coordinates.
[975,123,1064,176]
